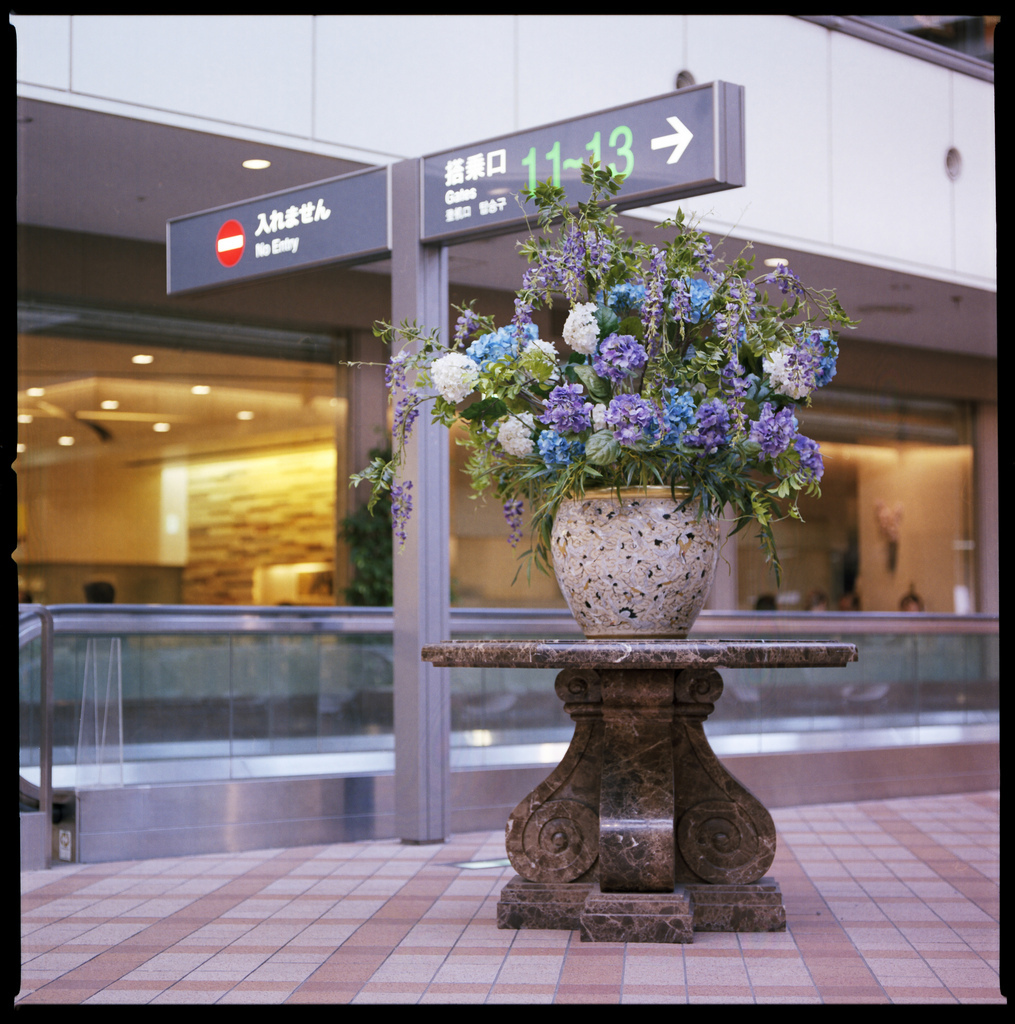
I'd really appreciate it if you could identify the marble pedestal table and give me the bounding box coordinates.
[422,639,858,943]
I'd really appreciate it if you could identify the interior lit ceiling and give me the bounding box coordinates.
[17,95,997,361]
[16,334,341,467]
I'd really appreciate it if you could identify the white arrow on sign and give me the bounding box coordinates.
[651,115,694,165]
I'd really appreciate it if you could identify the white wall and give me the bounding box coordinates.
[13,14,995,289]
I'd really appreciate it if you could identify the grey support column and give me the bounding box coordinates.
[390,158,451,844]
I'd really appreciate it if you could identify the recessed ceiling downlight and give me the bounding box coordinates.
[764,257,790,268]
[242,159,271,170]
[132,354,154,365]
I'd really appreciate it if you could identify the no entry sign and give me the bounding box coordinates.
[215,220,245,267]
[167,166,390,295]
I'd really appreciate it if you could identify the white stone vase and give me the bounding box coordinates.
[550,486,720,639]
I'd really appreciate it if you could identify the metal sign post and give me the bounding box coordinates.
[390,159,452,843]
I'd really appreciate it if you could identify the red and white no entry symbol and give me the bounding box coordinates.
[215,219,245,267]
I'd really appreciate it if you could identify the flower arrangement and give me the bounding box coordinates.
[354,161,855,583]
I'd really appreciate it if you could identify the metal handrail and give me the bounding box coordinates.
[18,603,1000,640]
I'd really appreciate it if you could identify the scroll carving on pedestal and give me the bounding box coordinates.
[504,668,603,883]
[672,666,777,884]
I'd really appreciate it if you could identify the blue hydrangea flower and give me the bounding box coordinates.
[466,323,539,370]
[808,328,838,388]
[604,394,660,446]
[659,389,697,445]
[592,333,648,383]
[604,282,646,319]
[683,397,730,454]
[538,430,584,469]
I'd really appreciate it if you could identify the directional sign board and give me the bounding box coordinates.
[167,166,390,295]
[422,81,744,243]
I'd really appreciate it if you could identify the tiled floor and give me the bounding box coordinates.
[19,790,1003,1004]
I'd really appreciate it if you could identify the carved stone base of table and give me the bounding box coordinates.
[421,640,857,945]
[496,875,785,943]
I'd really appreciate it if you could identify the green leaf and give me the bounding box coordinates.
[585,430,621,466]
[594,304,620,339]
[459,397,509,422]
[569,363,612,403]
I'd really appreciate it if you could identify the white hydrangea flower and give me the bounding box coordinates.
[527,337,558,359]
[591,403,608,432]
[562,302,600,354]
[496,413,536,457]
[430,352,479,403]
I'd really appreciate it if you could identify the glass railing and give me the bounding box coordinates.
[20,606,998,788]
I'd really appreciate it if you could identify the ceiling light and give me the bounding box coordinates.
[100,400,120,410]
[26,387,45,397]
[236,410,255,420]
[191,385,211,395]
[17,443,26,453]
[153,422,171,433]
[58,435,75,446]
[242,159,271,170]
[132,354,154,364]
[18,414,33,423]
[764,257,790,267]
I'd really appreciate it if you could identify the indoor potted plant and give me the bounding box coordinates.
[354,161,855,637]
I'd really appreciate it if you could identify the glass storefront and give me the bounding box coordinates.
[16,314,349,606]
[738,390,976,613]
[18,308,981,614]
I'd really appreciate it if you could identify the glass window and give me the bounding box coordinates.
[737,389,976,612]
[16,317,349,606]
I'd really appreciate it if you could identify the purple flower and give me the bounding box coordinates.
[721,356,752,434]
[683,398,730,454]
[560,227,587,302]
[640,248,668,347]
[764,263,805,297]
[605,394,659,445]
[392,392,420,446]
[592,333,648,383]
[795,435,824,482]
[503,499,524,547]
[454,308,482,344]
[672,277,712,324]
[538,382,593,435]
[391,481,413,547]
[749,402,798,458]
